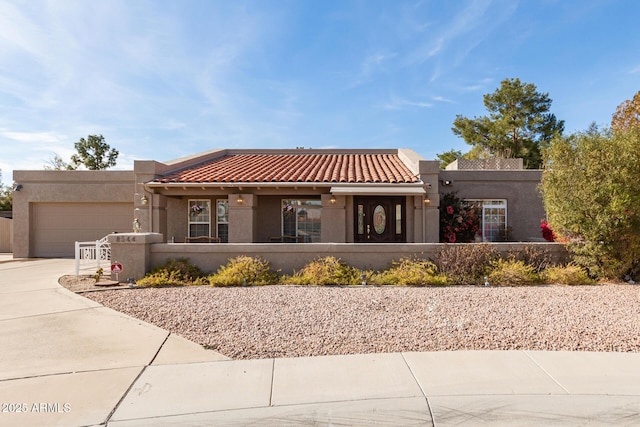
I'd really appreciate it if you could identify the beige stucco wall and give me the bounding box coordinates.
[439,169,545,241]
[0,217,12,253]
[255,195,282,242]
[109,232,164,280]
[12,170,135,258]
[418,159,440,243]
[149,241,567,276]
[320,194,347,242]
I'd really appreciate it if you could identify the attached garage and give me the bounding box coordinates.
[31,203,133,257]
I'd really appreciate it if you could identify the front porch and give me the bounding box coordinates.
[140,193,439,245]
[133,149,442,245]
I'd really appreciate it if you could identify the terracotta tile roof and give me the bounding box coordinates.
[155,154,419,184]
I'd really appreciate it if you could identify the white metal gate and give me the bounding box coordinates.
[74,236,111,276]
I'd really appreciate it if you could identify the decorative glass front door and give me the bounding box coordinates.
[354,196,406,242]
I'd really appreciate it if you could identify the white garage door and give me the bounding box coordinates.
[32,203,134,257]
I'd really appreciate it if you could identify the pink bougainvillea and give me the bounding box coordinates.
[439,193,480,243]
[540,220,555,242]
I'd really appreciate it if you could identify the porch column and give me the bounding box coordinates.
[419,159,441,243]
[229,193,257,243]
[321,194,346,242]
[108,232,163,281]
[151,194,168,237]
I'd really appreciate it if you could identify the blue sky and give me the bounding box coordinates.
[1,0,639,182]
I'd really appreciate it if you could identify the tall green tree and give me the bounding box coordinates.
[452,78,564,169]
[541,125,640,279]
[70,135,119,170]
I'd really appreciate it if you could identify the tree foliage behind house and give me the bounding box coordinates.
[611,90,640,134]
[436,149,463,169]
[71,135,119,170]
[44,154,76,171]
[541,125,640,279]
[43,135,119,171]
[452,78,564,169]
[0,171,11,211]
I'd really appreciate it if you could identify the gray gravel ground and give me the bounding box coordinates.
[84,284,640,359]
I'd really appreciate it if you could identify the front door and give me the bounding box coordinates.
[354,196,406,243]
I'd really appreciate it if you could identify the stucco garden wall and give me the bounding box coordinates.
[110,238,567,278]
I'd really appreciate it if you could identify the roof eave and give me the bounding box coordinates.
[145,181,424,189]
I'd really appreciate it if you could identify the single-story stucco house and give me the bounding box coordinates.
[12,148,545,259]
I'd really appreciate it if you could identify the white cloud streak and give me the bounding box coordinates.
[382,94,433,110]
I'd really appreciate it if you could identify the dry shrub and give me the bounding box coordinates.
[370,257,448,286]
[541,263,595,285]
[487,259,539,286]
[208,256,279,286]
[507,245,555,273]
[434,244,498,285]
[137,258,207,287]
[285,256,362,286]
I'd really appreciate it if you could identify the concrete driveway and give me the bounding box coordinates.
[1,256,639,426]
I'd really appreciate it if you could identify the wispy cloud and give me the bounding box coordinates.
[0,129,75,176]
[458,77,495,92]
[433,96,454,103]
[350,50,397,88]
[401,0,518,82]
[0,130,66,144]
[382,94,433,110]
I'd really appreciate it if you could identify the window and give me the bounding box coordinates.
[466,199,507,242]
[216,199,229,242]
[188,199,211,238]
[282,199,321,242]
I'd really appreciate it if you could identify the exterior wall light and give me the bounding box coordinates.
[141,194,148,205]
[423,197,431,204]
[330,195,336,204]
[236,195,244,204]
[13,184,22,192]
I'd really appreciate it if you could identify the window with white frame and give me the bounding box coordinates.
[216,199,229,242]
[188,199,211,238]
[466,199,507,242]
[282,199,321,242]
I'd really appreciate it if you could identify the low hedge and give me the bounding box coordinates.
[137,254,597,287]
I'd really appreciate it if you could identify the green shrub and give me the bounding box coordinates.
[541,263,595,285]
[434,244,498,285]
[371,257,448,286]
[487,259,539,286]
[208,256,279,286]
[285,256,362,286]
[137,258,206,287]
[566,242,623,281]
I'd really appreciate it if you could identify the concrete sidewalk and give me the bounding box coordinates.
[1,257,639,426]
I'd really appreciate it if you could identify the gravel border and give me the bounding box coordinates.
[59,275,128,293]
[84,284,640,360]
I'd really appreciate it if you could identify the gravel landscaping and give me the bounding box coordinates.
[84,284,640,359]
